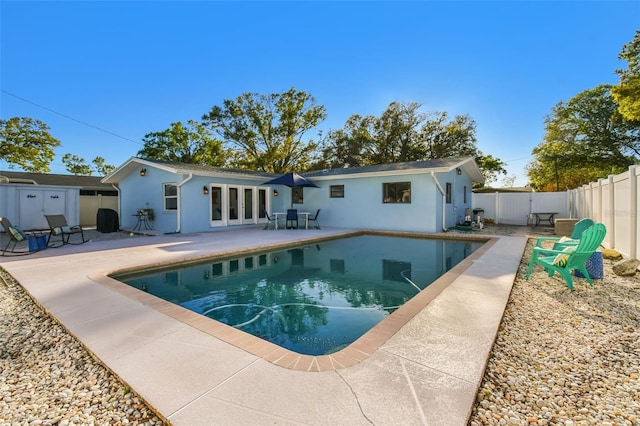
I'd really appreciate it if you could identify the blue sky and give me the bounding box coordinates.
[1,1,638,186]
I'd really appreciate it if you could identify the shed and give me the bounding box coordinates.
[0,171,118,230]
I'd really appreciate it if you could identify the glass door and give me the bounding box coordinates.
[242,187,254,224]
[228,186,240,225]
[210,186,223,225]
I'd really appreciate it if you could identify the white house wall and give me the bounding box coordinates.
[119,167,274,234]
[296,172,470,233]
[116,164,474,234]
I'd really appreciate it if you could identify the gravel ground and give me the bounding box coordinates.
[468,228,640,426]
[1,225,638,425]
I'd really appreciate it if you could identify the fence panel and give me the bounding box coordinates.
[497,193,533,225]
[613,172,631,256]
[472,192,568,225]
[474,165,640,259]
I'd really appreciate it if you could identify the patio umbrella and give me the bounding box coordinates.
[262,172,319,188]
[262,172,319,207]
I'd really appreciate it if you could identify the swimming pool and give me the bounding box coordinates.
[113,234,483,356]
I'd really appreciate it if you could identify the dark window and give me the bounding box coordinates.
[446,183,452,204]
[383,182,411,203]
[164,184,178,210]
[464,186,468,204]
[292,187,303,204]
[330,185,344,198]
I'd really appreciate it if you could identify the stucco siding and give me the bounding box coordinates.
[298,173,441,232]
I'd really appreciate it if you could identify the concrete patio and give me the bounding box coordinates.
[0,226,527,425]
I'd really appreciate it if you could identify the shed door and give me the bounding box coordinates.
[18,189,66,230]
[18,189,45,230]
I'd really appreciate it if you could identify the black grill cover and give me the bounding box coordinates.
[97,208,119,233]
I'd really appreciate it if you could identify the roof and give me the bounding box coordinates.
[102,157,277,184]
[0,170,115,190]
[303,156,484,182]
[102,156,485,184]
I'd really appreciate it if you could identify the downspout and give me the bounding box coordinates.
[111,184,121,228]
[175,173,193,233]
[431,172,447,231]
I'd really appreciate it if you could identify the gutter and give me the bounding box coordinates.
[174,173,193,233]
[431,172,447,231]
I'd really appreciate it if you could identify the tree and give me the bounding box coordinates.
[0,117,61,172]
[201,88,327,173]
[62,153,92,175]
[317,101,505,185]
[476,154,508,186]
[527,85,640,191]
[501,175,517,188]
[611,30,640,122]
[138,120,227,166]
[91,156,116,176]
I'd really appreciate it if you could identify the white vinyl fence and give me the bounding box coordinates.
[473,165,640,259]
[569,165,639,259]
[472,192,569,226]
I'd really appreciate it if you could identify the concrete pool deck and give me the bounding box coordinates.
[0,226,527,425]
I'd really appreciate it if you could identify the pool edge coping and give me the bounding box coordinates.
[90,230,498,372]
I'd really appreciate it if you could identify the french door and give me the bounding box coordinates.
[209,185,269,227]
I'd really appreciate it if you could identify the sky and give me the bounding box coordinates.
[1,1,638,186]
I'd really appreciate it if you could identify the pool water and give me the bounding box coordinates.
[113,234,482,355]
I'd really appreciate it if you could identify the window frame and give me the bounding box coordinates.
[330,185,345,198]
[291,187,304,204]
[164,183,178,211]
[382,182,411,204]
[445,182,452,204]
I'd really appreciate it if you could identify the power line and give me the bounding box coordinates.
[1,89,142,146]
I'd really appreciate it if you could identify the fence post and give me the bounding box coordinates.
[608,174,616,249]
[630,165,638,259]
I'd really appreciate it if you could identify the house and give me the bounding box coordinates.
[0,171,118,230]
[102,156,484,234]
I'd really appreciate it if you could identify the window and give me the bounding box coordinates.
[292,187,303,204]
[464,186,468,204]
[446,183,452,204]
[164,183,178,210]
[383,182,411,203]
[330,185,344,198]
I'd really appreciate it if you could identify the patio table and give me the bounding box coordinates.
[532,212,558,226]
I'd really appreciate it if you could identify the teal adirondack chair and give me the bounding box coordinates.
[534,218,595,249]
[526,223,606,289]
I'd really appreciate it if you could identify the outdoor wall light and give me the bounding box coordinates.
[203,186,209,195]
[140,168,147,176]
[273,190,279,196]
[456,167,462,175]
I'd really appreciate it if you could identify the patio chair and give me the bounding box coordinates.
[45,214,86,247]
[286,209,298,229]
[263,210,277,230]
[308,209,321,229]
[534,218,595,249]
[526,223,606,289]
[0,216,45,256]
